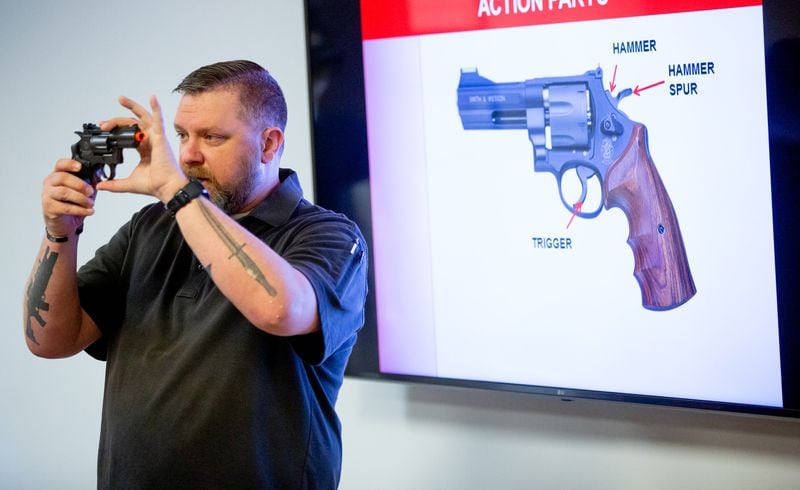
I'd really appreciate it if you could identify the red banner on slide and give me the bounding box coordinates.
[361,0,762,40]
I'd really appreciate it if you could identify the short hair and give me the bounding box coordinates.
[173,60,288,131]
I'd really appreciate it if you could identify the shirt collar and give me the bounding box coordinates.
[242,168,304,227]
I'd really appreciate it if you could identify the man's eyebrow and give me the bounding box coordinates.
[173,124,227,135]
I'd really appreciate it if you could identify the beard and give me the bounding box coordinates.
[183,156,261,215]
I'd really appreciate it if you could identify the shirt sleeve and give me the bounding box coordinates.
[282,211,369,365]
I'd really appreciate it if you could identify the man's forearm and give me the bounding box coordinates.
[24,235,100,358]
[173,196,320,337]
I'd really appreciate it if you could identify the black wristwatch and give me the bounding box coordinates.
[165,179,208,217]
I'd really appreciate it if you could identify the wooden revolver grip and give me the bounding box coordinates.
[603,124,696,310]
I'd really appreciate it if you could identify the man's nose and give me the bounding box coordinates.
[180,139,203,166]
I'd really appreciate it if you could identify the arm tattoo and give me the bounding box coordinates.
[25,247,59,344]
[196,200,278,297]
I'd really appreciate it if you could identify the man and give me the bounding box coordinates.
[23,60,367,488]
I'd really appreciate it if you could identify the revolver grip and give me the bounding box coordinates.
[603,124,696,310]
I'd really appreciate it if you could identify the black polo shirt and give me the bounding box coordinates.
[78,169,367,489]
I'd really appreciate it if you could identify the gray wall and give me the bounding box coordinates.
[1,2,799,489]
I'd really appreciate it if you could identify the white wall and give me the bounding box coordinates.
[1,2,798,489]
[0,1,311,487]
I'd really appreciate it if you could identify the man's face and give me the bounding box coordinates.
[173,88,265,214]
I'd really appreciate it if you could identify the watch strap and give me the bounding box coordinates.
[45,228,69,243]
[165,179,207,217]
[45,225,83,243]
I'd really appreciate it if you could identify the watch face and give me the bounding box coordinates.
[167,179,206,216]
[184,179,205,198]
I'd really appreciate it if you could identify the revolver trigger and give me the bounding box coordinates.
[576,166,593,205]
[101,165,116,181]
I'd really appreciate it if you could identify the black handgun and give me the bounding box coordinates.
[70,123,144,186]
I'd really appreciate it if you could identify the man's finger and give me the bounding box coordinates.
[118,95,151,121]
[95,177,131,194]
[98,117,139,132]
[148,95,166,132]
[54,158,82,173]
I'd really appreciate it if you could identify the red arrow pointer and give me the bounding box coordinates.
[633,80,665,96]
[566,202,583,229]
[609,64,618,93]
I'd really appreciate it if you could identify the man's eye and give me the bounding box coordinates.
[176,133,187,141]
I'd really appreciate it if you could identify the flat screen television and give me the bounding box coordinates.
[304,0,800,418]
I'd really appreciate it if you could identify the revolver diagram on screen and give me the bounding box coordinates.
[456,67,696,311]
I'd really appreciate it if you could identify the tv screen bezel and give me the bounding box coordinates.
[303,0,800,419]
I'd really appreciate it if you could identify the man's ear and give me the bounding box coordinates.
[261,127,284,164]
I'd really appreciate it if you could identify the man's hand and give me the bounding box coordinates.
[96,95,188,203]
[42,159,96,237]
